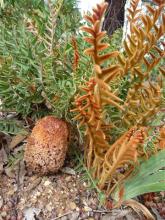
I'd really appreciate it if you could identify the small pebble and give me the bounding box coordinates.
[35,191,41,197]
[46,203,53,212]
[44,180,51,186]
[1,211,7,217]
[69,202,77,210]
[83,206,92,212]
[83,182,87,187]
[76,207,80,212]
[65,176,72,182]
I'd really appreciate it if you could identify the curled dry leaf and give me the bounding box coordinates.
[24,207,41,220]
[123,199,155,220]
[102,209,133,220]
[61,167,76,175]
[8,134,27,150]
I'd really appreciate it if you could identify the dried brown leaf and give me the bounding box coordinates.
[8,134,27,150]
[123,199,155,220]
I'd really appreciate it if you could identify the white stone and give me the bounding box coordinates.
[44,180,51,186]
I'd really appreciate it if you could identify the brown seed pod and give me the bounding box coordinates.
[24,116,69,175]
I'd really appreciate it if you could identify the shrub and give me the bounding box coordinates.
[72,0,165,203]
[0,0,81,120]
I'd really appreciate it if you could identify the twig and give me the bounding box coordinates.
[92,209,112,213]
[26,177,42,193]
[52,211,73,220]
[52,209,112,220]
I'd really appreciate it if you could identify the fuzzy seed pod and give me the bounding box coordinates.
[24,116,69,175]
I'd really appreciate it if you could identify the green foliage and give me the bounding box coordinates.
[55,0,81,36]
[0,0,82,121]
[0,0,123,124]
[7,150,24,168]
[0,0,164,206]
[113,150,165,202]
[0,119,28,135]
[143,128,159,155]
[148,111,165,127]
[106,28,123,52]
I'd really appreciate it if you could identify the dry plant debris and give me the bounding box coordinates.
[0,124,164,219]
[0,172,141,220]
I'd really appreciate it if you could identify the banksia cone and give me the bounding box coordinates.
[24,116,69,175]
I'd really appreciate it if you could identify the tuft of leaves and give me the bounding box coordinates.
[113,150,165,203]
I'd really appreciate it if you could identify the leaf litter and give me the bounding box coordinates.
[0,132,164,220]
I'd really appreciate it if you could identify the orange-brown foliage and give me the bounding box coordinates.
[72,0,165,197]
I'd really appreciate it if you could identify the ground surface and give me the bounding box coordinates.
[0,170,140,220]
[0,131,164,220]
